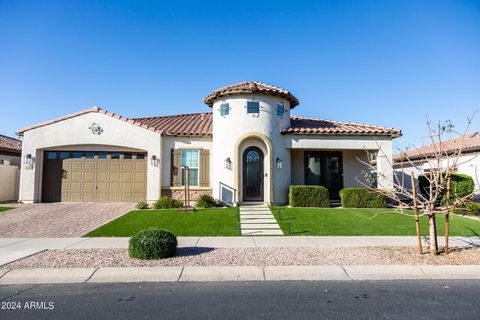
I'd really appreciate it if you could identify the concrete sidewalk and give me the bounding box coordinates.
[0,265,479,284]
[1,236,479,266]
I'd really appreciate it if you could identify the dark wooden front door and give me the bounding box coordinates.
[305,152,343,200]
[243,146,264,201]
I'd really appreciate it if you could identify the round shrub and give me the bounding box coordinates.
[153,196,184,209]
[128,229,177,260]
[196,194,216,208]
[289,185,330,207]
[136,201,149,210]
[339,188,387,208]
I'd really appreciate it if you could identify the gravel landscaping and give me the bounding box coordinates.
[6,247,480,269]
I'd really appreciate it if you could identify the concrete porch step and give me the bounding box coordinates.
[241,229,284,235]
[239,214,273,219]
[240,219,278,224]
[241,224,283,229]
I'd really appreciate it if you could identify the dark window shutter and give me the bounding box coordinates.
[199,149,210,187]
[171,149,181,187]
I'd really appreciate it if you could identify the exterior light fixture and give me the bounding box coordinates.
[224,157,232,170]
[151,155,159,166]
[24,153,33,166]
[276,158,283,169]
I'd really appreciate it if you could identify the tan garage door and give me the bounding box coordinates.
[42,151,147,202]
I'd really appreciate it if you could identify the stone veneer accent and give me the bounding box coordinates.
[161,188,212,201]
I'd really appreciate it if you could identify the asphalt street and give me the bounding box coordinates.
[1,280,479,320]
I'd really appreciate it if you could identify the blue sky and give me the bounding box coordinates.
[1,0,479,151]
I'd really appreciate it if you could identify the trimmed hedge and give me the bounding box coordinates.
[128,229,177,260]
[153,196,184,209]
[289,185,330,207]
[454,202,480,216]
[339,188,387,208]
[195,194,216,208]
[464,202,480,216]
[418,172,474,203]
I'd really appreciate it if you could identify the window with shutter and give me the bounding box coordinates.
[171,149,182,187]
[199,149,210,187]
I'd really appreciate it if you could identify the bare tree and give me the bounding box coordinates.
[359,113,479,255]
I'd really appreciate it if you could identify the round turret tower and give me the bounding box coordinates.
[204,81,299,204]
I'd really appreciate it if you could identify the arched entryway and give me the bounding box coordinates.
[242,146,264,201]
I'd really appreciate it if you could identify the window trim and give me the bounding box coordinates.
[276,103,285,117]
[180,149,200,187]
[247,101,260,114]
[220,103,230,116]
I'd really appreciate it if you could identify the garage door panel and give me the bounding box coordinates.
[135,173,147,182]
[42,151,147,202]
[121,194,134,202]
[134,183,146,192]
[84,172,96,180]
[84,162,96,170]
[109,162,121,170]
[97,162,109,171]
[109,183,121,192]
[82,192,95,202]
[122,162,135,171]
[109,173,121,182]
[122,173,134,182]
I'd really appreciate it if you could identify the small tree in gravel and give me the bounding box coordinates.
[359,113,479,255]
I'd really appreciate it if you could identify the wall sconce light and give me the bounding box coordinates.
[276,158,283,169]
[151,155,159,167]
[24,154,33,166]
[224,157,232,170]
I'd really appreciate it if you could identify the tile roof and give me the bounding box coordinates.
[0,134,22,154]
[131,112,213,136]
[204,81,300,108]
[17,106,400,139]
[393,132,480,161]
[282,116,402,137]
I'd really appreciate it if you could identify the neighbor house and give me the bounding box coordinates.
[17,81,401,205]
[393,132,480,200]
[0,134,22,202]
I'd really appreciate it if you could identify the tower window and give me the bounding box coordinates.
[276,104,285,117]
[220,103,229,116]
[247,101,260,114]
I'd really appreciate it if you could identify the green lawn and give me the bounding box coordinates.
[0,207,13,213]
[85,207,240,237]
[272,207,480,236]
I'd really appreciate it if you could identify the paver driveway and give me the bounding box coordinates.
[0,203,134,237]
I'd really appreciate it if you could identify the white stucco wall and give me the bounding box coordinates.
[161,136,213,187]
[211,94,292,204]
[19,111,162,203]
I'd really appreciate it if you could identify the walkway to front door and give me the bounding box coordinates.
[239,204,283,236]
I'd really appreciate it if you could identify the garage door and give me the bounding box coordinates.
[42,151,147,202]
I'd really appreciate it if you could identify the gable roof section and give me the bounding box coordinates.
[393,132,480,162]
[282,116,401,137]
[204,81,300,108]
[0,134,22,154]
[131,112,213,136]
[16,107,164,136]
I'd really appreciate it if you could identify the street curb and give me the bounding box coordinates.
[1,265,479,284]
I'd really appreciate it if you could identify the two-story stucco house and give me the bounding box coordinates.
[17,82,401,205]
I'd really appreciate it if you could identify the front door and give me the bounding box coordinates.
[305,152,343,200]
[243,146,264,201]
